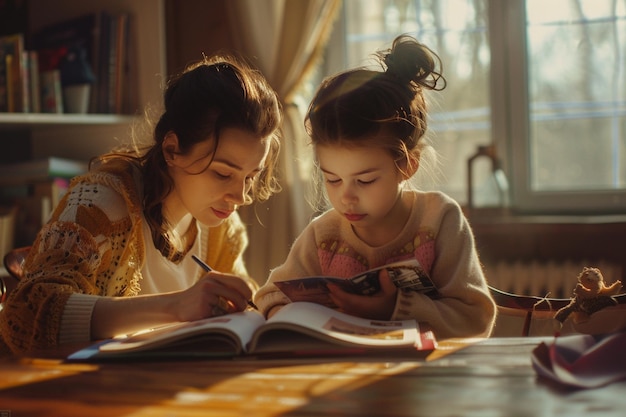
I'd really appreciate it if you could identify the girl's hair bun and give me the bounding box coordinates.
[379,35,445,91]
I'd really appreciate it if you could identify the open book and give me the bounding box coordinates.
[68,302,436,361]
[275,259,438,308]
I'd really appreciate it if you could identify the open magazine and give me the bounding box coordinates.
[68,301,437,361]
[275,259,438,308]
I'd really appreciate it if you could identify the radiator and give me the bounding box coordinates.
[484,260,623,299]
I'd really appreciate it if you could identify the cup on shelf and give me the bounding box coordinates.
[59,45,95,114]
[63,84,91,114]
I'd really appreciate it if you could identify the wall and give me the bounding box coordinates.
[165,0,236,75]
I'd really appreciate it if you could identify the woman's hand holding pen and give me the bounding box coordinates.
[91,270,252,339]
[191,255,258,311]
[173,271,253,322]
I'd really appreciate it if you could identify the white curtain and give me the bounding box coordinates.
[226,0,341,283]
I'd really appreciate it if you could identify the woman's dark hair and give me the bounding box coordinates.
[305,34,445,173]
[97,54,282,258]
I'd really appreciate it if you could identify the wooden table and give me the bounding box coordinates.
[1,337,625,416]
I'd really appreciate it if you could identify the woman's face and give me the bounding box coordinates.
[164,127,270,227]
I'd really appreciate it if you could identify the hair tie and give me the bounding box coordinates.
[383,52,414,85]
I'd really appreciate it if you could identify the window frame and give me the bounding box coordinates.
[491,0,626,214]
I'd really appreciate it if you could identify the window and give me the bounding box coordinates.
[321,0,626,214]
[500,0,626,213]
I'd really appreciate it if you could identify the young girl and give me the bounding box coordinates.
[255,35,496,339]
[0,54,282,353]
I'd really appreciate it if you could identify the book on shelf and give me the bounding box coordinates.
[40,70,63,113]
[113,13,130,114]
[0,38,6,111]
[0,205,16,258]
[0,156,88,184]
[274,259,438,308]
[28,51,41,113]
[102,13,131,114]
[0,33,26,112]
[0,34,40,114]
[0,178,71,247]
[68,301,437,361]
[20,50,30,113]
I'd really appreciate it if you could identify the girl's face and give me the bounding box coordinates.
[316,143,412,246]
[164,127,270,227]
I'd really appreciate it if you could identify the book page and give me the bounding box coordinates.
[248,302,435,355]
[97,310,265,354]
[275,259,437,307]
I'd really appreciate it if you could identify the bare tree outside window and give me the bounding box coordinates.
[505,0,626,212]
[525,0,626,192]
[320,0,626,213]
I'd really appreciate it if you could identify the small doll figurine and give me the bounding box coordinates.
[555,267,623,325]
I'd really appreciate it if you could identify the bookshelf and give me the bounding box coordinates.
[0,0,166,161]
[0,0,167,252]
[0,113,135,127]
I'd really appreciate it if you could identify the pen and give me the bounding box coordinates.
[191,255,258,310]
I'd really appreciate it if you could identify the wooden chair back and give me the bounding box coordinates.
[1,246,31,305]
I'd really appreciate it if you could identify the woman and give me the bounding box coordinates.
[0,54,283,353]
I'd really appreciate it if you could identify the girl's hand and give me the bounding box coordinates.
[327,269,397,320]
[173,271,253,322]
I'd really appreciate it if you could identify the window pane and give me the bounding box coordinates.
[342,0,491,204]
[526,0,626,192]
